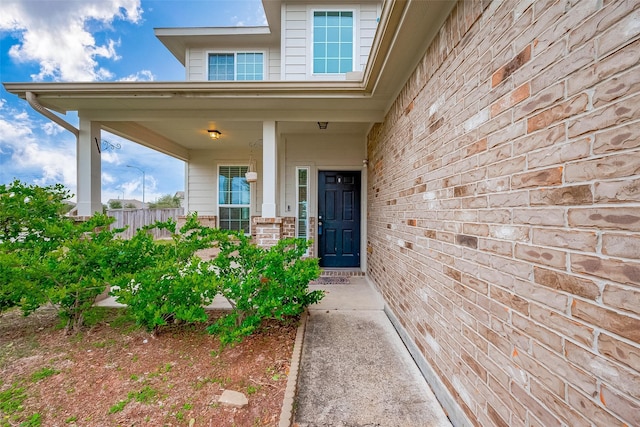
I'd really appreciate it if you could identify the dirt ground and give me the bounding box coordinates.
[0,307,297,427]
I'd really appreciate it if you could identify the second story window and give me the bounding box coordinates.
[313,11,353,74]
[208,53,263,81]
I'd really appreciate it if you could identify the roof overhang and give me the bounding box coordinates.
[155,0,282,64]
[3,0,456,160]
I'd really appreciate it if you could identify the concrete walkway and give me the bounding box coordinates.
[295,277,452,427]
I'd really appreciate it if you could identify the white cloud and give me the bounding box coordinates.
[230,4,267,27]
[118,70,155,82]
[101,150,121,165]
[102,171,116,185]
[121,178,141,197]
[0,100,76,190]
[42,121,65,136]
[0,0,142,81]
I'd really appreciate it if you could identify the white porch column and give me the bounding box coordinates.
[76,118,102,216]
[261,121,277,218]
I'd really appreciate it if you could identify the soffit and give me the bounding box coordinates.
[156,0,282,64]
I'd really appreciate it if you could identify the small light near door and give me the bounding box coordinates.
[317,122,328,130]
[208,129,221,140]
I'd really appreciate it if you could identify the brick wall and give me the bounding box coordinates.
[282,217,297,239]
[367,1,639,426]
[253,217,283,248]
[177,215,216,230]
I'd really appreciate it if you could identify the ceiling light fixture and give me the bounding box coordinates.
[208,129,221,140]
[317,122,328,130]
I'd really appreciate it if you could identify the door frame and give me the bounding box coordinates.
[316,168,366,269]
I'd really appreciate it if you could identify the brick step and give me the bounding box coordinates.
[319,268,365,277]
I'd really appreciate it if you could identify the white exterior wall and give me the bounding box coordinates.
[282,5,308,80]
[358,5,380,71]
[268,49,281,80]
[182,2,380,82]
[185,47,280,81]
[281,134,365,218]
[282,2,380,81]
[186,48,205,81]
[186,149,262,216]
[187,134,364,221]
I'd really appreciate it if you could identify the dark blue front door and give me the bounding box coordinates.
[318,171,361,267]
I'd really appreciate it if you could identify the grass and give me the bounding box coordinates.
[30,367,59,382]
[108,385,162,415]
[0,383,41,426]
[0,383,27,415]
[92,339,116,349]
[19,413,41,426]
[129,385,160,405]
[108,399,128,414]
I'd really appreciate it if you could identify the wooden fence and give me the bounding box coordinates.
[106,208,184,240]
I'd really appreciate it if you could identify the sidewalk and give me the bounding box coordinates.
[295,277,452,427]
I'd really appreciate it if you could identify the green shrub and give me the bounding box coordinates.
[1,181,324,343]
[0,180,73,314]
[207,235,322,345]
[110,214,224,334]
[0,180,122,333]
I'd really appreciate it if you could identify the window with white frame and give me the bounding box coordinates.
[208,52,264,81]
[296,167,309,239]
[218,166,250,233]
[313,11,354,74]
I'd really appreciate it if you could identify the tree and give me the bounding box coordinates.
[148,194,181,209]
[109,199,123,209]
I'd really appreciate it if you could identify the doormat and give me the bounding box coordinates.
[310,276,351,285]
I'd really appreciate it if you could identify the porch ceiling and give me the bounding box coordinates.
[101,118,372,155]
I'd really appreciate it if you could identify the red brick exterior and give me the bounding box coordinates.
[177,215,216,230]
[282,216,296,239]
[367,1,640,426]
[253,217,284,248]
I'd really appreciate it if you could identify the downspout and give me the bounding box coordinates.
[26,91,79,137]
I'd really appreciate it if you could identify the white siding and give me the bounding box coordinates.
[187,149,262,216]
[187,48,207,81]
[187,134,364,220]
[359,5,380,71]
[281,2,381,81]
[281,134,365,218]
[186,47,280,81]
[268,48,280,80]
[282,6,308,80]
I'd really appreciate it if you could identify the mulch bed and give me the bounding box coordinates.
[0,307,297,426]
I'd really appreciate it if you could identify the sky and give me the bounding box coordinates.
[0,0,266,204]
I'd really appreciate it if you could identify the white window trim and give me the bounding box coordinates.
[307,6,359,79]
[217,163,251,234]
[206,50,268,81]
[296,166,310,240]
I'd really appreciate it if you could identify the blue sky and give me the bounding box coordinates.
[0,0,265,204]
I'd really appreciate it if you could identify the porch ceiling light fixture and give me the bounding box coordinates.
[317,122,328,130]
[208,129,222,140]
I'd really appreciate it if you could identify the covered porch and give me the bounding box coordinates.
[17,86,379,268]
